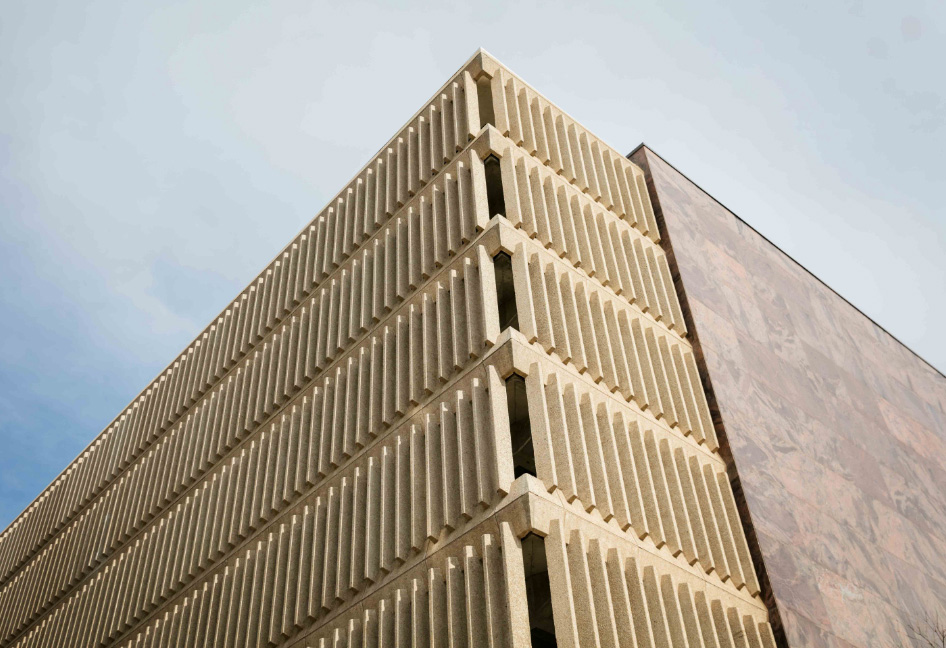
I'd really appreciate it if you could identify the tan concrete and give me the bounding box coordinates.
[0,50,776,647]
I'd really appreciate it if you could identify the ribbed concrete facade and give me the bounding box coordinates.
[0,51,777,648]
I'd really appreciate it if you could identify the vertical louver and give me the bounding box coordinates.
[2,49,775,648]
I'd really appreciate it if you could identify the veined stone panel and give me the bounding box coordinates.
[3,50,778,648]
[630,146,946,647]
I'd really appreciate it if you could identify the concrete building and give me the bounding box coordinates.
[0,50,942,648]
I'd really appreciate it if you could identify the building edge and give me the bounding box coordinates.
[629,144,790,648]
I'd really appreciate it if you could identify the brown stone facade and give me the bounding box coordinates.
[631,146,946,648]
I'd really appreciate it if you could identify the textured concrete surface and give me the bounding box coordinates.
[631,145,946,648]
[0,51,775,647]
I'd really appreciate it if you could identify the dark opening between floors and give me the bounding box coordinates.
[505,373,535,478]
[476,75,496,129]
[493,252,518,332]
[484,156,506,219]
[522,533,558,647]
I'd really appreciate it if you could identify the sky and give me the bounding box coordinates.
[0,0,943,530]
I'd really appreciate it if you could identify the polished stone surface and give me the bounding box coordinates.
[631,146,946,648]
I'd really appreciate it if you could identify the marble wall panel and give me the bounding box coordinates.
[631,146,946,648]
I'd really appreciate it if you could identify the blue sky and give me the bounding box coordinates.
[0,0,943,530]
